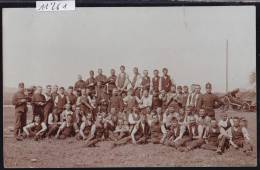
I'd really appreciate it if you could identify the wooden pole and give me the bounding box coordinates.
[226,40,229,93]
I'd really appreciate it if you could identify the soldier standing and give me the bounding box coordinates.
[198,82,223,119]
[74,74,86,95]
[128,67,142,97]
[116,65,129,93]
[43,85,53,124]
[182,85,189,108]
[160,68,172,93]
[67,86,77,106]
[51,85,59,103]
[31,86,46,121]
[151,69,160,93]
[107,69,117,98]
[85,70,97,95]
[12,82,28,141]
[141,70,151,93]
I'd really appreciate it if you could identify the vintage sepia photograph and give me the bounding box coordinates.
[2,6,257,167]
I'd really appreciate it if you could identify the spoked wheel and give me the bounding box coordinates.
[241,103,250,112]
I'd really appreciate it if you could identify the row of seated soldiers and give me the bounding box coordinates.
[21,102,253,155]
[13,80,224,144]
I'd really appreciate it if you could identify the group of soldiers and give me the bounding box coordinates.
[12,66,253,155]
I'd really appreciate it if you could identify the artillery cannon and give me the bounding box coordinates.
[220,88,256,112]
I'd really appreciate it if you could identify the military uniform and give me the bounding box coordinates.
[151,76,160,92]
[201,126,228,152]
[43,92,53,124]
[74,80,86,92]
[85,77,97,94]
[107,75,117,97]
[160,75,172,92]
[141,76,151,92]
[198,83,223,118]
[12,87,28,138]
[32,93,46,121]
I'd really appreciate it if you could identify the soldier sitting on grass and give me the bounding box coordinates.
[23,114,47,141]
[161,117,186,147]
[131,113,150,145]
[76,113,93,140]
[46,107,62,138]
[201,118,229,154]
[84,114,105,147]
[228,117,253,155]
[55,114,76,139]
[110,117,131,148]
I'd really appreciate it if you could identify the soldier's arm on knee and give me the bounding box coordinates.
[23,123,35,136]
[242,127,251,141]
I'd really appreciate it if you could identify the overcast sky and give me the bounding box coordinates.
[3,6,255,93]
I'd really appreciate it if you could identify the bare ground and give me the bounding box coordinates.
[3,106,257,168]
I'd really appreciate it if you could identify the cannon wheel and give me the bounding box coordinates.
[241,103,250,112]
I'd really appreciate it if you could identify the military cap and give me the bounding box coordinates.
[68,86,74,90]
[177,85,182,90]
[59,87,65,90]
[206,82,212,89]
[240,117,247,122]
[18,82,24,88]
[46,85,51,89]
[162,67,168,72]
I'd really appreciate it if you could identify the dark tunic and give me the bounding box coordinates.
[32,93,46,116]
[67,94,77,106]
[95,74,107,85]
[141,76,151,91]
[152,96,162,110]
[117,73,127,89]
[12,91,28,113]
[109,95,124,113]
[231,127,244,141]
[207,127,220,144]
[161,75,172,92]
[74,80,86,91]
[56,94,67,113]
[85,77,97,92]
[152,76,160,92]
[107,75,117,93]
[198,92,223,118]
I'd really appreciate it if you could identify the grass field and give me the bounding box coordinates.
[3,106,257,168]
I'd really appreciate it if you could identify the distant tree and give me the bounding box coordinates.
[249,71,256,85]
